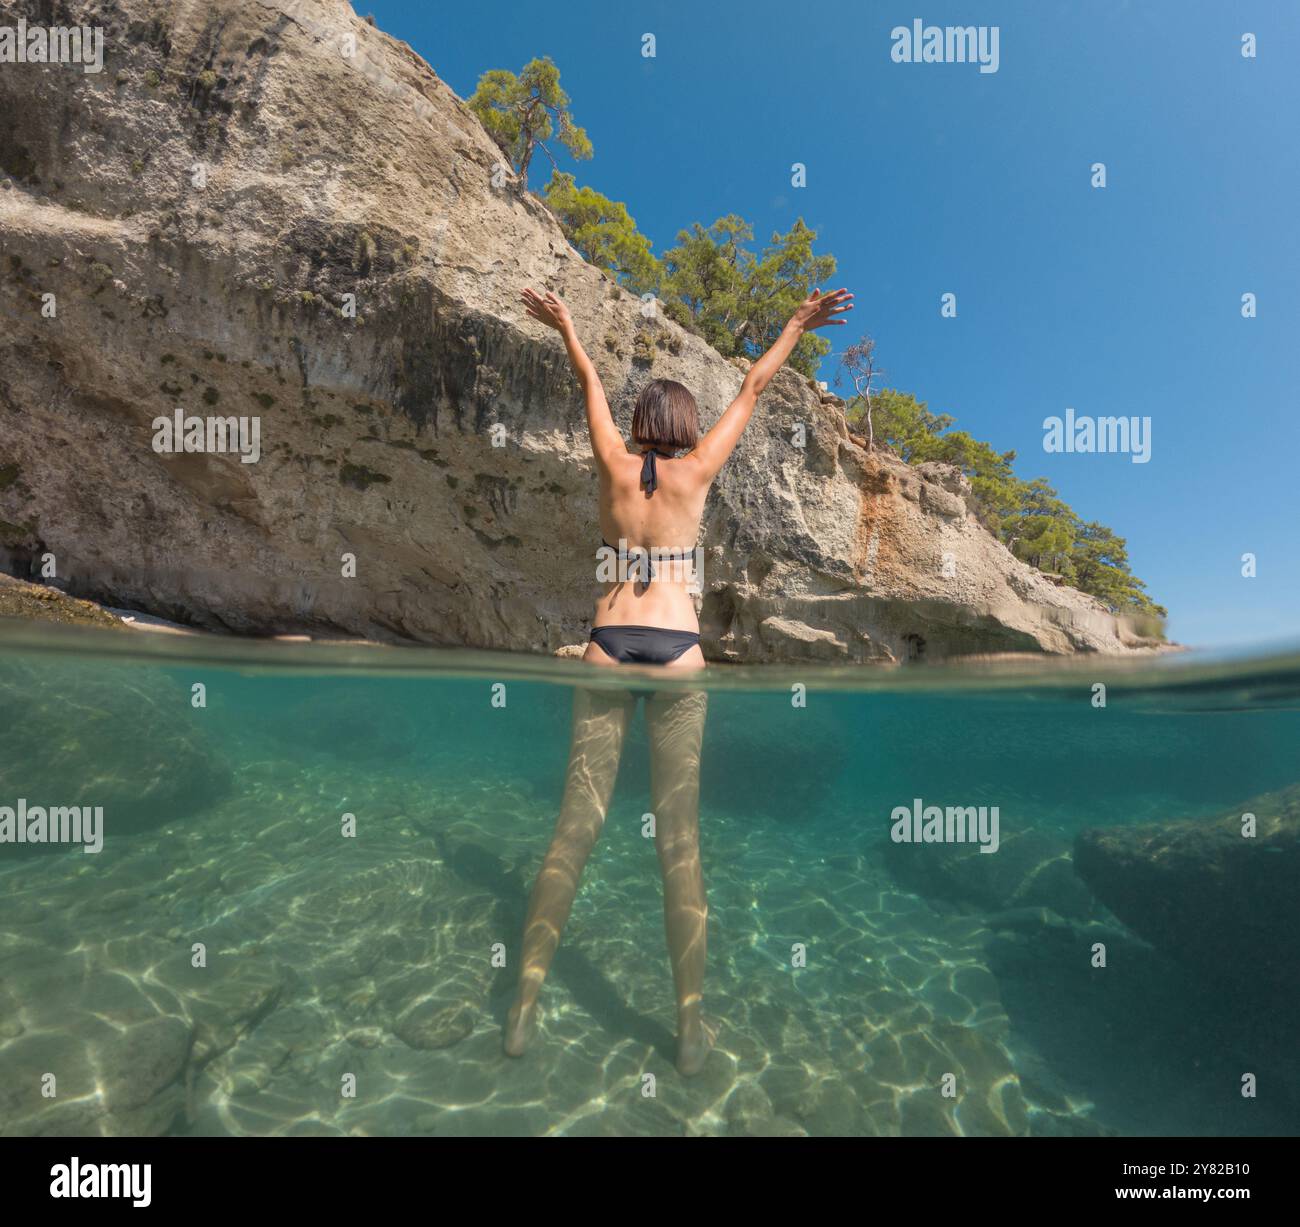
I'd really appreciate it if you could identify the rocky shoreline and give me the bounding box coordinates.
[0,573,375,642]
[0,0,1163,664]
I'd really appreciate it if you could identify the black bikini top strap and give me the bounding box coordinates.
[640,448,659,493]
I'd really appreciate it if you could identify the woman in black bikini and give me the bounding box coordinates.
[505,284,853,1074]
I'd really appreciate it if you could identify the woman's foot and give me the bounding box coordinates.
[503,998,540,1057]
[676,1015,717,1077]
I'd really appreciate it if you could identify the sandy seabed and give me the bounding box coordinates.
[3,739,1295,1139]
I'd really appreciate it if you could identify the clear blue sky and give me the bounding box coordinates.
[364,0,1298,649]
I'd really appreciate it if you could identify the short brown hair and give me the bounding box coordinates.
[632,379,698,451]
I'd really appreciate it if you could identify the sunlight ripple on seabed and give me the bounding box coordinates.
[0,622,1298,1137]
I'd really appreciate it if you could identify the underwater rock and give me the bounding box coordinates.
[170,958,286,1068]
[0,932,279,1135]
[0,660,232,845]
[0,0,1156,662]
[725,1085,808,1138]
[0,1031,107,1136]
[391,1000,477,1051]
[881,827,1096,920]
[98,1016,193,1114]
[724,1083,776,1136]
[1073,784,1300,987]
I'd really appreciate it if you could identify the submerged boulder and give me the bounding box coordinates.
[1073,784,1300,986]
[882,826,1097,921]
[0,660,232,847]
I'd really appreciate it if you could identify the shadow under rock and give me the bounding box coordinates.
[985,918,1300,1136]
[428,829,675,1059]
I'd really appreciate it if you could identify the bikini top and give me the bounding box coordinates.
[598,447,696,580]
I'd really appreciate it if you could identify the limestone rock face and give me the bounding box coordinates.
[1073,785,1300,988]
[0,0,1153,662]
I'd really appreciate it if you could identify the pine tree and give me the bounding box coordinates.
[468,57,592,186]
[541,172,659,296]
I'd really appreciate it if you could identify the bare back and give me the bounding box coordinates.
[593,448,709,633]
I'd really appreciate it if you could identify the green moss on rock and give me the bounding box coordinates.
[339,462,391,490]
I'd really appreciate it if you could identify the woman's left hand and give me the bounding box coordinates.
[521,287,572,332]
[791,287,854,332]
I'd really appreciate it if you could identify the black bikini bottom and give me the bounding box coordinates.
[589,624,701,666]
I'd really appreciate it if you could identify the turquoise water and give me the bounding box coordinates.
[1,621,1297,1137]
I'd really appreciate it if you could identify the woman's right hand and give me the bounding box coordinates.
[521,287,573,332]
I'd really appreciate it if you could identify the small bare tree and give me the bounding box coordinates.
[837,336,882,450]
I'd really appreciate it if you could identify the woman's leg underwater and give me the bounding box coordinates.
[504,686,633,1056]
[644,685,712,1075]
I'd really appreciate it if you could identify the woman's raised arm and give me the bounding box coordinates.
[688,287,854,483]
[521,287,625,470]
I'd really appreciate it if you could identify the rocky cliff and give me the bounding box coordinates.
[0,0,1153,662]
